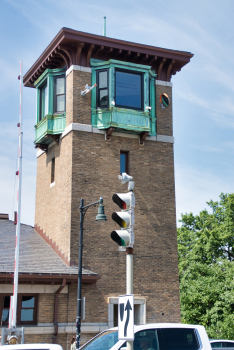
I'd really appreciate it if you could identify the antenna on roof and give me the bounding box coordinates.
[103,16,106,36]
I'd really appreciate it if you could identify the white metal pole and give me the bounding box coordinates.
[11,61,23,329]
[126,248,133,350]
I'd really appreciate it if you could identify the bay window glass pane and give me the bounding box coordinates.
[44,85,48,116]
[21,309,34,321]
[22,296,35,308]
[99,89,108,106]
[116,71,141,109]
[56,77,65,94]
[57,95,65,112]
[99,71,107,88]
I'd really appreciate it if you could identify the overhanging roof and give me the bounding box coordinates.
[24,27,193,87]
[0,220,99,285]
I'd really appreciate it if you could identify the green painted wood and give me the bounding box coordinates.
[149,71,157,136]
[48,75,54,116]
[94,107,150,132]
[91,68,96,126]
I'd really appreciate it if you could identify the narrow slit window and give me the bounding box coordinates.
[51,157,55,183]
[120,151,128,174]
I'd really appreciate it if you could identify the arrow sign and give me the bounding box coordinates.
[124,299,132,336]
[118,295,134,340]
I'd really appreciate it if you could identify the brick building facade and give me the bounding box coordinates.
[0,28,193,348]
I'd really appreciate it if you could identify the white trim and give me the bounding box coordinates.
[155,80,173,87]
[107,296,146,326]
[50,181,55,188]
[61,123,174,143]
[36,148,44,157]
[108,297,146,304]
[37,124,174,158]
[66,65,92,76]
[0,285,68,294]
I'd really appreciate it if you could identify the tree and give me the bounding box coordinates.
[177,193,234,339]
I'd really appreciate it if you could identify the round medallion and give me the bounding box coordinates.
[160,93,170,108]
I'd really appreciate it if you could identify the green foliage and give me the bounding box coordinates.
[177,193,234,339]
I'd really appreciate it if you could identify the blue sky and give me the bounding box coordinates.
[0,0,233,227]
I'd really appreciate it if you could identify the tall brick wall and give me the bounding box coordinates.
[69,130,180,324]
[34,132,73,262]
[156,84,173,136]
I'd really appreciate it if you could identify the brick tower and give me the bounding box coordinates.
[24,28,193,345]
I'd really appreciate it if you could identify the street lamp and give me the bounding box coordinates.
[76,197,107,350]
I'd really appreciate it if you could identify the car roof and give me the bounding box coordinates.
[0,344,63,350]
[210,340,234,343]
[108,323,205,332]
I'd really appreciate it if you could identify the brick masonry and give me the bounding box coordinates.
[33,68,181,347]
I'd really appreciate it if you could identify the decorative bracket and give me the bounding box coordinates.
[140,132,149,145]
[35,143,48,152]
[105,127,116,140]
[46,134,60,144]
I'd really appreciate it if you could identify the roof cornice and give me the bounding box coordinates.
[23,27,193,87]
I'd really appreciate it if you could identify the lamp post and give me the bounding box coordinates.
[76,197,107,350]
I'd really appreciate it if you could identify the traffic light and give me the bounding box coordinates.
[111,191,135,247]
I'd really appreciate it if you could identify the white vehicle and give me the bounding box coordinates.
[210,340,234,348]
[0,344,63,350]
[79,323,212,350]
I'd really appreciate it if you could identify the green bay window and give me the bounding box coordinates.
[91,59,156,136]
[34,67,67,146]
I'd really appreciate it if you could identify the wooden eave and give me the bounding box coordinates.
[0,272,100,285]
[23,27,193,87]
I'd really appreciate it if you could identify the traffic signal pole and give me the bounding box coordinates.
[126,247,133,350]
[111,173,135,350]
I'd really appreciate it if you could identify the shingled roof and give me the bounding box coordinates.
[0,220,99,284]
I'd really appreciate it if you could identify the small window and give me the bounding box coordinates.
[120,151,128,174]
[0,294,37,326]
[18,294,37,325]
[97,70,109,108]
[54,76,66,113]
[51,157,55,183]
[115,70,142,110]
[1,295,10,324]
[39,83,48,121]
